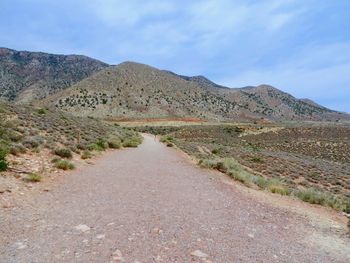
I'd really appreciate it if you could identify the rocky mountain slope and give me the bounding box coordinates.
[0,48,108,102]
[43,61,348,121]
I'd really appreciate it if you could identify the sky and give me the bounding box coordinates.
[0,0,349,112]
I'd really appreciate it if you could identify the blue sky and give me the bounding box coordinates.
[1,0,349,112]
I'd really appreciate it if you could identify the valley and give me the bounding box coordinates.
[1,47,350,262]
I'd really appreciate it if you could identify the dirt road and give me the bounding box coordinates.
[1,134,349,262]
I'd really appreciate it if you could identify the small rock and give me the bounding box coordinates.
[154,255,162,262]
[112,249,125,262]
[248,233,255,238]
[15,242,27,249]
[75,224,90,233]
[96,234,105,240]
[191,250,208,258]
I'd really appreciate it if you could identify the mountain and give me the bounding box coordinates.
[0,47,108,102]
[41,61,349,121]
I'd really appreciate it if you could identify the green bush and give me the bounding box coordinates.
[250,157,264,163]
[55,160,75,170]
[26,173,42,182]
[81,150,93,159]
[108,139,121,149]
[160,135,174,143]
[211,147,222,155]
[293,188,347,211]
[36,108,47,115]
[268,184,290,195]
[88,143,105,151]
[0,147,8,172]
[51,157,61,163]
[198,159,219,169]
[122,136,143,148]
[54,148,73,158]
[96,139,108,150]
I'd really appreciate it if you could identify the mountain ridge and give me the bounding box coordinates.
[0,48,348,121]
[0,47,108,102]
[41,61,349,121]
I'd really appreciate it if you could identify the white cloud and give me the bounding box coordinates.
[217,41,350,112]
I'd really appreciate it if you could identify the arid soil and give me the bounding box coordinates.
[1,134,349,262]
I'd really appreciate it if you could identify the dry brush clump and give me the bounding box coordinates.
[55,160,75,170]
[25,173,42,182]
[54,148,73,158]
[0,146,8,171]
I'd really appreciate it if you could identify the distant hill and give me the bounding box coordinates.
[41,61,349,121]
[0,47,108,102]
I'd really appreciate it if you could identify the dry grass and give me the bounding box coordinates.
[25,173,42,182]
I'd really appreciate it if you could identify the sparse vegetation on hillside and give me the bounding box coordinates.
[43,62,348,121]
[0,102,142,178]
[0,47,108,102]
[150,123,350,213]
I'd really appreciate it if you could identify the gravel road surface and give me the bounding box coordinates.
[1,134,349,262]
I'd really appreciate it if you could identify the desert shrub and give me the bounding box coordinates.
[230,171,254,186]
[51,157,61,163]
[88,143,105,151]
[23,136,45,148]
[96,139,108,150]
[293,188,347,211]
[55,160,75,170]
[108,139,121,149]
[198,159,219,169]
[44,140,57,150]
[250,157,264,163]
[9,143,26,156]
[0,146,8,171]
[81,150,93,159]
[122,136,143,148]
[160,135,174,143]
[9,131,23,142]
[268,184,290,195]
[77,143,87,150]
[36,108,47,115]
[54,148,73,158]
[211,147,222,155]
[69,145,81,154]
[26,173,42,182]
[343,200,350,214]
